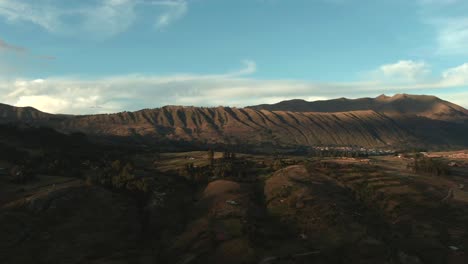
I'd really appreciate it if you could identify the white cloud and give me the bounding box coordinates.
[0,0,189,38]
[371,61,468,91]
[154,0,188,30]
[418,0,468,55]
[1,60,468,114]
[432,90,468,108]
[228,60,257,76]
[377,60,430,81]
[0,60,374,114]
[16,95,69,113]
[441,63,468,86]
[433,18,468,55]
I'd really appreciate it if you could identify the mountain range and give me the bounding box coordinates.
[249,94,468,123]
[1,94,467,149]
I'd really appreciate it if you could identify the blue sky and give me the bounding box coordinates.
[0,0,467,114]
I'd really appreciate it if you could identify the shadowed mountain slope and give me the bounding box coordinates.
[55,108,410,147]
[0,103,53,122]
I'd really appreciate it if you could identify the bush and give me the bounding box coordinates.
[9,165,35,184]
[408,156,450,176]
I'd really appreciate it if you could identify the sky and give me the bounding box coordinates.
[0,0,467,114]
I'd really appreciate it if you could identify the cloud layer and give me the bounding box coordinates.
[377,60,430,82]
[1,60,467,114]
[1,2,467,114]
[419,0,468,55]
[0,0,188,38]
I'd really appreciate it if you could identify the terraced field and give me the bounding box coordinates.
[1,150,467,264]
[311,157,468,263]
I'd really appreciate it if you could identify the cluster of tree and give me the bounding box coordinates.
[43,154,83,178]
[270,158,300,171]
[183,150,256,183]
[8,164,35,183]
[213,160,251,179]
[308,149,369,158]
[0,143,35,183]
[1,152,84,184]
[0,124,103,184]
[306,160,365,172]
[0,124,168,192]
[408,156,450,176]
[183,163,211,183]
[86,160,156,194]
[221,151,236,160]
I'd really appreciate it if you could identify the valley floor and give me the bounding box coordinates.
[1,150,468,264]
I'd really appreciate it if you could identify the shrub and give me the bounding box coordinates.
[409,156,450,176]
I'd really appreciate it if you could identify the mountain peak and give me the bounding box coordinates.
[376,94,390,100]
[393,93,408,99]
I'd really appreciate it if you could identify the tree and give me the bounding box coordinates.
[208,149,214,166]
[272,159,284,171]
[111,161,136,189]
[409,156,450,176]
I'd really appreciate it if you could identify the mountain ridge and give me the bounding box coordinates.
[1,94,467,149]
[0,103,53,121]
[248,94,468,123]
